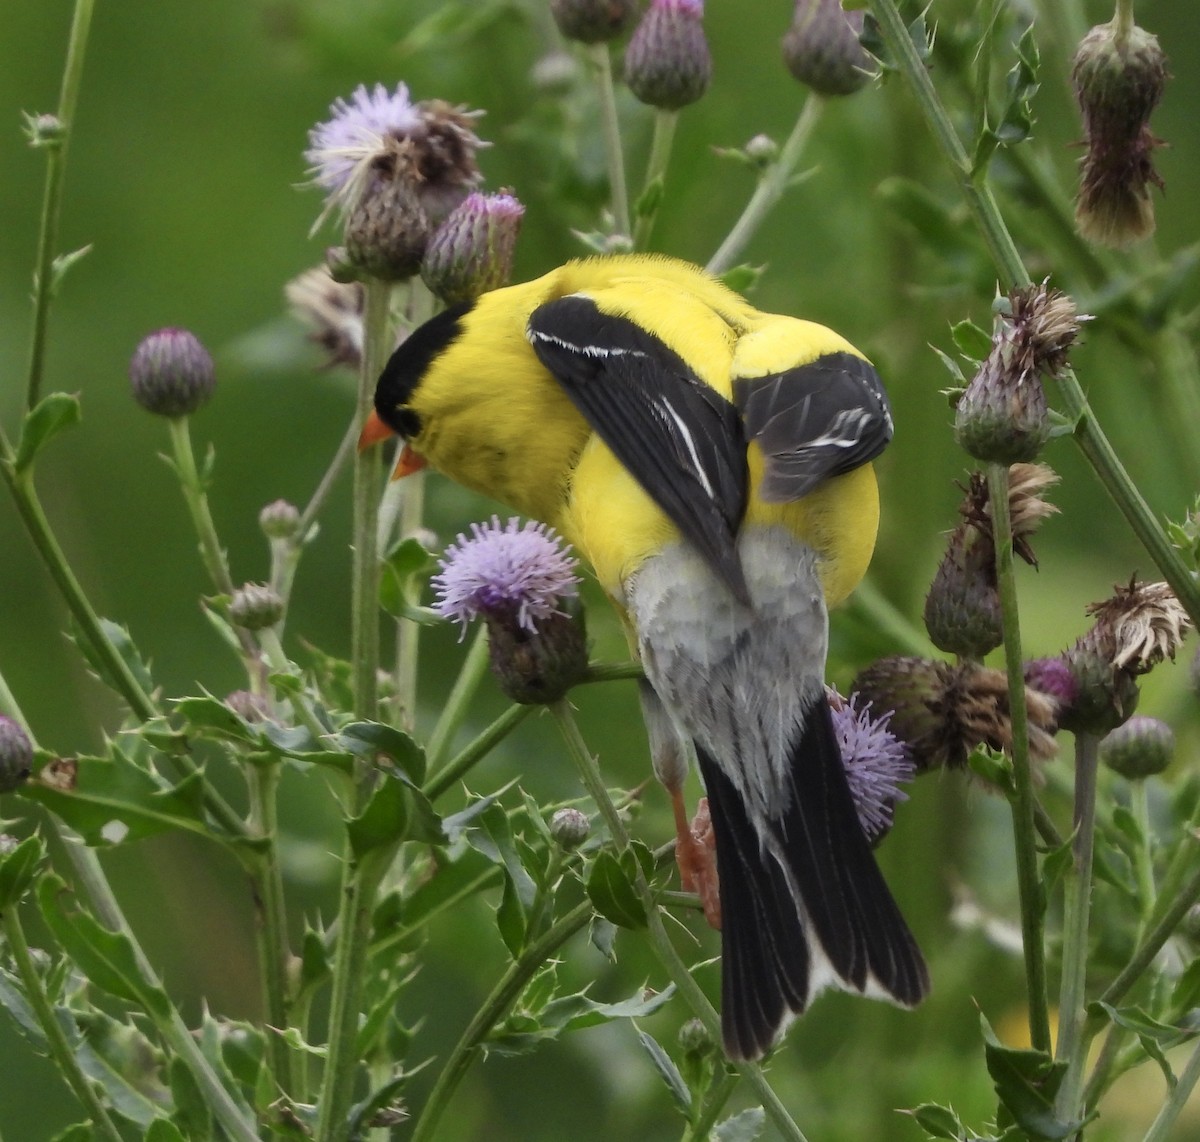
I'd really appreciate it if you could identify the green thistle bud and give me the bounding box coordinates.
[782,0,871,97]
[1072,18,1168,247]
[624,0,713,111]
[229,583,285,631]
[129,328,216,418]
[955,285,1083,465]
[421,191,525,306]
[259,499,301,541]
[1100,715,1174,780]
[0,716,33,794]
[549,807,591,850]
[345,175,430,282]
[678,1016,717,1059]
[551,0,637,44]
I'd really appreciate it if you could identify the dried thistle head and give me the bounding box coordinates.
[285,266,365,369]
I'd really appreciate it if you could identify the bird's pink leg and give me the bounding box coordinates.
[671,790,722,930]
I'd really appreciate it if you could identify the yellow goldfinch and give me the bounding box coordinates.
[362,254,928,1059]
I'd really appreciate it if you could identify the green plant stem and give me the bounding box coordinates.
[55,829,261,1141]
[587,43,630,239]
[1130,780,1158,939]
[707,94,823,276]
[867,0,1200,631]
[394,468,426,730]
[409,899,594,1142]
[247,760,296,1098]
[352,279,392,724]
[24,0,95,412]
[549,701,809,1142]
[298,414,359,542]
[580,660,645,685]
[425,626,490,771]
[1113,0,1134,45]
[633,109,678,249]
[987,463,1051,1055]
[1,908,124,1142]
[258,627,330,742]
[683,1070,740,1141]
[422,703,533,801]
[166,416,235,596]
[1053,733,1101,1121]
[1142,1035,1200,1142]
[848,577,935,657]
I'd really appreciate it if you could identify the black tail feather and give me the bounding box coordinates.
[695,693,928,1060]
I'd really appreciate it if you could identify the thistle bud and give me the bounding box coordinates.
[345,175,430,282]
[1100,715,1174,780]
[259,500,301,541]
[129,328,216,418]
[229,583,285,631]
[225,690,271,723]
[550,807,591,850]
[955,285,1083,465]
[551,0,637,44]
[678,1017,717,1059]
[421,191,525,306]
[624,0,713,111]
[1072,19,1168,247]
[782,0,871,97]
[0,717,33,794]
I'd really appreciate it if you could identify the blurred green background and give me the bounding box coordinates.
[1,0,1198,1138]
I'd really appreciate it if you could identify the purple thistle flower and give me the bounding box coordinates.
[306,83,423,195]
[829,691,914,844]
[432,517,580,638]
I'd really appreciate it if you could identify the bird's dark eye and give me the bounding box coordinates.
[394,407,422,438]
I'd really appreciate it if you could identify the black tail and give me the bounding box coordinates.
[695,693,928,1060]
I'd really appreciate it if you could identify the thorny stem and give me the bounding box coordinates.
[1,908,124,1142]
[408,900,594,1142]
[683,1070,740,1142]
[866,0,1200,630]
[987,464,1051,1054]
[24,0,95,412]
[550,701,810,1142]
[423,703,533,801]
[587,43,631,239]
[707,95,824,276]
[166,417,235,597]
[425,626,490,771]
[1053,733,1101,1122]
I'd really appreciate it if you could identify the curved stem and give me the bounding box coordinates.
[987,463,1051,1054]
[1053,733,1101,1119]
[408,900,593,1142]
[707,95,824,276]
[2,908,124,1142]
[298,415,359,542]
[1142,1036,1200,1142]
[166,417,235,597]
[24,0,95,412]
[633,109,678,250]
[422,703,533,801]
[587,43,631,239]
[549,701,810,1142]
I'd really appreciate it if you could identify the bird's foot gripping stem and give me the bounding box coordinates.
[672,791,721,930]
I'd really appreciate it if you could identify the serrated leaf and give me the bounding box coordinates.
[586,850,646,929]
[713,1107,767,1141]
[347,773,410,859]
[173,695,260,745]
[14,392,82,471]
[636,1029,691,1113]
[37,874,171,1021]
[146,1120,187,1142]
[716,265,763,294]
[908,1102,967,1139]
[589,915,617,959]
[347,1072,409,1141]
[21,747,213,846]
[0,833,46,907]
[69,617,156,701]
[337,722,425,785]
[1096,1002,1193,1087]
[1171,958,1200,1018]
[441,783,517,844]
[299,927,331,997]
[981,1016,1077,1140]
[168,1054,212,1140]
[1040,833,1075,897]
[541,983,674,1032]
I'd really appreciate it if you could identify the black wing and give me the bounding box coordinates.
[733,352,893,503]
[527,295,750,604]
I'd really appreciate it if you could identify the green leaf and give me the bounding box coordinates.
[907,1103,967,1139]
[174,695,260,745]
[347,773,409,859]
[634,176,664,219]
[716,264,763,294]
[347,1072,410,1140]
[298,926,331,998]
[379,537,439,622]
[1039,833,1075,897]
[586,850,646,929]
[146,1120,187,1142]
[168,1054,212,1141]
[69,618,156,700]
[337,722,425,785]
[636,1029,691,1113]
[951,319,993,362]
[48,244,94,294]
[36,873,172,1021]
[713,1107,767,1141]
[14,392,82,472]
[21,746,213,846]
[0,833,46,907]
[1096,1002,1194,1088]
[981,1015,1077,1140]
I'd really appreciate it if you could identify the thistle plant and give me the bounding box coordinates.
[1,2,1199,1142]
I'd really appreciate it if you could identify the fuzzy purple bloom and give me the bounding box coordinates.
[1024,657,1078,707]
[306,83,423,194]
[830,692,914,844]
[432,517,580,637]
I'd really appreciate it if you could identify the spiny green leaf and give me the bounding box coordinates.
[586,850,646,929]
[951,319,993,362]
[337,722,425,785]
[70,617,156,700]
[713,1107,767,1141]
[636,1029,691,1114]
[0,833,46,908]
[14,392,82,472]
[981,1015,1077,1140]
[907,1102,967,1139]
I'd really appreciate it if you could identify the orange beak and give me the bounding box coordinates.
[357,410,429,480]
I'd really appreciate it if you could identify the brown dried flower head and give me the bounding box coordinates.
[285,266,365,369]
[1085,578,1190,673]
